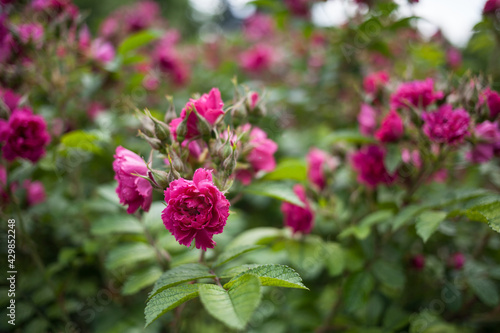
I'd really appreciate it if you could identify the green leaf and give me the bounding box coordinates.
[105,243,156,270]
[199,274,262,330]
[384,144,402,174]
[415,211,447,242]
[97,183,120,206]
[227,227,283,249]
[325,130,376,145]
[343,272,375,313]
[224,264,308,290]
[118,29,163,55]
[325,242,345,277]
[466,201,500,233]
[122,266,163,296]
[338,225,370,240]
[372,260,405,290]
[212,245,263,268]
[148,263,215,300]
[467,276,499,307]
[91,215,142,236]
[145,284,200,327]
[391,205,425,231]
[261,159,307,181]
[285,236,325,279]
[244,181,305,207]
[60,130,102,154]
[360,209,394,227]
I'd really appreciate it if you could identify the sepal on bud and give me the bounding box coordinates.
[138,130,163,151]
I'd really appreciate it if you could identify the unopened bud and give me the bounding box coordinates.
[222,147,238,177]
[148,169,171,189]
[176,116,189,143]
[164,96,177,124]
[138,130,163,150]
[167,147,184,173]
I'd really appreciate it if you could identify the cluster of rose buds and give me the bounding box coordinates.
[113,86,278,250]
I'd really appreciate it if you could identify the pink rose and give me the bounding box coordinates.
[249,91,259,110]
[358,103,378,136]
[351,145,396,187]
[125,0,160,32]
[161,168,230,251]
[411,254,425,270]
[87,102,105,120]
[466,121,500,163]
[483,0,500,14]
[306,148,338,190]
[450,253,465,270]
[281,184,314,234]
[422,104,470,145]
[90,38,115,64]
[17,23,44,48]
[0,89,21,112]
[113,146,153,214]
[375,110,404,143]
[0,107,50,163]
[390,78,443,110]
[243,13,274,41]
[246,126,278,173]
[363,71,389,95]
[153,39,190,86]
[170,88,225,140]
[78,25,91,51]
[239,44,274,73]
[446,48,462,69]
[23,180,46,206]
[482,88,500,119]
[284,0,310,17]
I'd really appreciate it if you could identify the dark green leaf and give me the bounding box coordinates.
[244,182,305,207]
[118,29,163,55]
[212,245,263,268]
[122,266,162,296]
[224,264,308,290]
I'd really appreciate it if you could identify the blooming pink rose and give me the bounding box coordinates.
[243,13,274,41]
[170,88,224,140]
[401,149,422,168]
[0,107,50,162]
[307,148,338,190]
[99,16,119,39]
[422,104,470,145]
[246,126,278,173]
[113,146,152,214]
[375,110,404,143]
[450,253,465,270]
[0,14,16,63]
[467,121,500,163]
[125,0,159,32]
[153,36,190,86]
[390,78,443,110]
[358,104,378,136]
[483,0,500,14]
[239,44,274,73]
[23,180,46,206]
[161,168,230,251]
[281,184,314,234]
[351,145,396,187]
[90,38,115,64]
[363,71,389,95]
[17,23,44,48]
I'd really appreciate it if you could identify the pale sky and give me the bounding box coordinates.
[190,0,486,47]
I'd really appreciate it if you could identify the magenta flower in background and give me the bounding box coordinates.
[363,71,389,95]
[390,78,443,110]
[249,92,259,110]
[466,121,500,163]
[0,89,21,112]
[23,180,46,206]
[375,110,404,143]
[401,149,422,168]
[358,103,378,136]
[243,13,274,41]
[0,14,16,63]
[17,23,44,48]
[281,184,314,234]
[153,39,190,86]
[483,0,500,14]
[0,107,50,163]
[411,254,425,270]
[113,146,152,214]
[422,104,470,145]
[240,44,274,73]
[161,168,230,251]
[246,125,278,173]
[90,38,115,64]
[170,88,224,140]
[307,148,338,190]
[351,145,396,187]
[99,16,119,39]
[87,102,106,120]
[446,48,462,69]
[0,165,7,203]
[450,252,466,270]
[284,0,310,17]
[125,0,159,32]
[78,25,91,51]
[482,88,500,119]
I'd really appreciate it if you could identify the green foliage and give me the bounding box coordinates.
[212,245,263,268]
[224,264,308,290]
[415,211,447,243]
[244,181,306,207]
[199,274,262,330]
